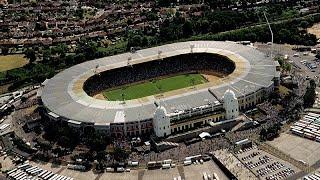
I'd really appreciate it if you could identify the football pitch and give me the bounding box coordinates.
[103,73,208,100]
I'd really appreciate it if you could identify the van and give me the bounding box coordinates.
[184,160,192,166]
[162,164,170,169]
[163,159,172,164]
[116,167,125,172]
[106,167,113,172]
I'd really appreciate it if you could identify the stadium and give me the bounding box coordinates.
[40,41,279,138]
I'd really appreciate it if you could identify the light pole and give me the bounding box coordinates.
[190,44,195,53]
[158,50,162,60]
[127,56,132,66]
[264,12,273,59]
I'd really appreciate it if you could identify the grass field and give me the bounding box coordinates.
[103,73,207,100]
[0,54,28,72]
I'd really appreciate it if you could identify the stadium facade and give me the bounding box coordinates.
[39,41,280,138]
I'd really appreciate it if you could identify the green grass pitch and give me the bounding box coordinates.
[103,73,207,100]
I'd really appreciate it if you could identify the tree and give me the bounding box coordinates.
[112,147,129,162]
[141,36,149,47]
[75,8,85,19]
[303,80,316,108]
[260,128,267,141]
[42,49,51,62]
[24,48,37,64]
[1,47,9,55]
[182,20,193,37]
[54,44,67,58]
[127,34,142,50]
[299,21,309,29]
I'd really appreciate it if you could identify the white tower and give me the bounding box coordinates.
[153,106,171,137]
[223,89,239,120]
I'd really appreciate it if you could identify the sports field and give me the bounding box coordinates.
[0,54,28,72]
[103,73,208,100]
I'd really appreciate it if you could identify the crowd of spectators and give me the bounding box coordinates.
[84,53,235,96]
[255,102,281,123]
[128,136,230,164]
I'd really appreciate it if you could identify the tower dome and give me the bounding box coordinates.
[223,89,239,119]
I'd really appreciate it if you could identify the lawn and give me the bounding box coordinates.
[0,54,28,72]
[103,73,207,100]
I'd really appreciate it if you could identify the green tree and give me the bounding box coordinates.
[303,80,316,108]
[1,47,9,55]
[112,147,129,161]
[127,34,142,50]
[300,21,309,29]
[42,49,51,62]
[182,20,193,38]
[24,48,37,64]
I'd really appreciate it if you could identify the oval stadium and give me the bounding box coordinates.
[39,41,279,138]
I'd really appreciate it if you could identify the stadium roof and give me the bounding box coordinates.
[41,41,276,124]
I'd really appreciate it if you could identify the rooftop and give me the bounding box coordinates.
[41,41,276,124]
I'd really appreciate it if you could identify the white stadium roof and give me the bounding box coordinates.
[41,41,276,124]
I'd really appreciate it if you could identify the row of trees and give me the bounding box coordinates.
[157,0,306,8]
[303,79,317,108]
[126,7,320,51]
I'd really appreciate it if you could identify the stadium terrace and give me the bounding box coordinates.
[39,41,279,138]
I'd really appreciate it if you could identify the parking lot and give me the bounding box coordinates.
[268,133,320,166]
[212,149,257,180]
[235,145,299,180]
[255,43,320,82]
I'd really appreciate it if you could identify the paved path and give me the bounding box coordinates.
[177,165,185,180]
[56,167,66,174]
[138,169,145,180]
[94,173,103,180]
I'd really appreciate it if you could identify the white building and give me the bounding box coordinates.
[223,89,239,120]
[153,106,171,137]
[153,89,241,138]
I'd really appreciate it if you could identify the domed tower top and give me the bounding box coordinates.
[223,89,239,120]
[153,105,171,137]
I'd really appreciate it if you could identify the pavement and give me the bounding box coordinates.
[268,133,320,166]
[27,160,228,180]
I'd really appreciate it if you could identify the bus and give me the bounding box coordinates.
[38,170,48,177]
[31,168,43,175]
[7,168,17,176]
[48,174,58,180]
[43,172,54,180]
[26,166,37,173]
[41,171,52,179]
[17,163,29,169]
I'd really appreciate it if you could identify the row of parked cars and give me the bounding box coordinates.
[266,168,295,180]
[256,161,285,177]
[244,155,272,169]
[241,151,261,161]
